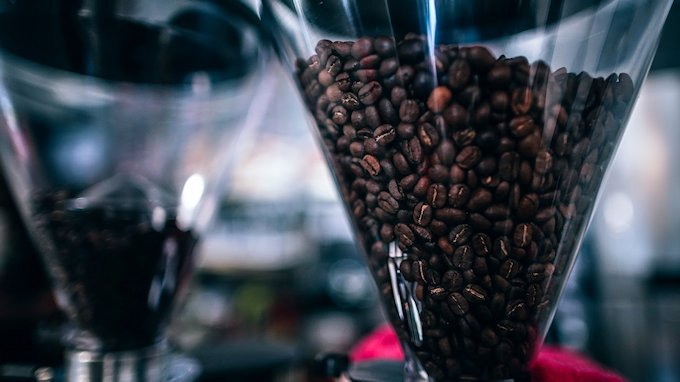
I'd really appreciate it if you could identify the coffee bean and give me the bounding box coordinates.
[360,155,381,176]
[473,256,489,276]
[511,87,532,115]
[526,263,547,283]
[434,208,467,224]
[418,123,440,149]
[526,283,542,307]
[442,270,464,291]
[446,58,470,89]
[517,194,539,221]
[351,37,374,59]
[480,328,499,347]
[535,150,553,174]
[518,133,541,158]
[341,92,361,110]
[400,99,421,123]
[456,146,482,169]
[451,245,474,270]
[449,224,473,245]
[413,176,430,197]
[509,115,535,137]
[414,202,433,227]
[463,284,487,303]
[436,140,456,166]
[465,46,496,71]
[506,301,528,321]
[443,103,468,128]
[467,188,493,211]
[358,81,383,105]
[398,39,425,63]
[447,292,470,316]
[374,36,395,57]
[427,184,447,208]
[500,259,521,279]
[471,233,491,256]
[487,63,512,88]
[448,184,471,208]
[374,124,396,146]
[379,98,398,124]
[404,137,423,165]
[469,213,492,231]
[484,204,510,220]
[513,223,532,247]
[428,86,453,113]
[394,223,415,248]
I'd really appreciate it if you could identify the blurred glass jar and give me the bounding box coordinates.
[0,166,62,363]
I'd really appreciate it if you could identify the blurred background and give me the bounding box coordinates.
[0,1,678,382]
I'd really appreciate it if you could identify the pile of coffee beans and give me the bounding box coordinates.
[32,192,197,352]
[296,34,633,380]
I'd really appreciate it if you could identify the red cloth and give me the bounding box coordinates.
[350,324,626,382]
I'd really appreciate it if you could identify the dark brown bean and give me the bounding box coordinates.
[456,146,482,169]
[447,292,470,316]
[414,202,433,227]
[463,284,487,303]
[449,224,473,245]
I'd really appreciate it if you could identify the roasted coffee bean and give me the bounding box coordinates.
[394,223,415,248]
[517,194,540,221]
[467,188,493,211]
[449,224,473,245]
[448,184,471,208]
[377,192,399,215]
[373,36,395,57]
[442,270,464,291]
[436,140,456,166]
[507,301,528,321]
[513,223,533,247]
[418,123,440,149]
[498,152,520,181]
[414,202,434,227]
[472,233,491,256]
[400,99,421,123]
[473,256,488,276]
[463,284,487,303]
[443,103,468,128]
[413,259,427,284]
[360,155,381,176]
[526,263,547,282]
[469,213,492,231]
[397,39,425,63]
[434,208,467,224]
[427,184,448,208]
[428,86,453,113]
[500,259,521,279]
[456,146,482,169]
[351,37,374,59]
[518,133,541,158]
[487,63,512,88]
[526,283,542,307]
[447,58,471,89]
[413,176,430,197]
[511,87,532,115]
[447,292,470,316]
[484,204,510,220]
[357,81,382,105]
[464,46,495,71]
[509,115,535,137]
[493,237,512,259]
[451,245,474,270]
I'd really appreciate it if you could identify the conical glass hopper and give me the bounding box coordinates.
[260,0,673,380]
[0,1,271,381]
